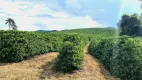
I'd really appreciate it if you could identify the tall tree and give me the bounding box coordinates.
[117,14,142,37]
[5,18,18,30]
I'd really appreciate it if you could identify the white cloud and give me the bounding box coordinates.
[13,16,40,31]
[0,0,107,31]
[38,16,107,30]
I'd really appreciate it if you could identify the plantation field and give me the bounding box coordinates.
[0,28,142,80]
[0,28,118,80]
[49,28,116,40]
[0,43,118,80]
[0,28,115,63]
[88,36,142,80]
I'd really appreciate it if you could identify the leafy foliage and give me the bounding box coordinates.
[0,30,62,62]
[118,14,142,37]
[56,34,84,73]
[61,28,116,40]
[88,35,142,80]
[88,37,114,69]
[111,36,142,80]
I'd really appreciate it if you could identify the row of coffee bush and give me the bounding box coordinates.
[56,34,84,73]
[88,35,142,80]
[0,30,62,62]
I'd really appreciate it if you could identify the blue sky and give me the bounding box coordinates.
[0,0,141,31]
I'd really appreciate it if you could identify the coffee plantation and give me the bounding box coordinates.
[0,30,62,62]
[88,36,142,80]
[1,28,142,79]
[56,34,84,73]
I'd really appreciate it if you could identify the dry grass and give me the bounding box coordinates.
[0,44,119,80]
[0,52,58,80]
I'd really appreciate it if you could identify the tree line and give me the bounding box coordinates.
[118,13,142,37]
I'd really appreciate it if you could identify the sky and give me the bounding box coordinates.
[0,0,141,31]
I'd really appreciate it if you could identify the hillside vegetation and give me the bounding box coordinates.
[0,28,119,80]
[0,44,118,80]
[1,27,142,80]
[0,30,62,62]
[89,36,142,80]
[50,28,116,40]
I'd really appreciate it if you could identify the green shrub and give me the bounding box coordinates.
[88,38,114,69]
[0,31,61,62]
[0,31,26,62]
[23,33,49,58]
[99,38,114,69]
[56,34,84,73]
[88,40,101,58]
[56,41,83,73]
[88,35,142,80]
[111,36,142,80]
[63,34,82,45]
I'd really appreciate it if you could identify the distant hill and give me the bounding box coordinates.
[37,28,117,40]
[60,28,116,40]
[36,30,57,32]
[61,28,116,34]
